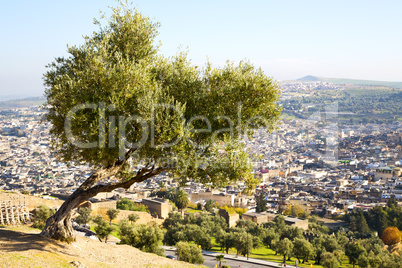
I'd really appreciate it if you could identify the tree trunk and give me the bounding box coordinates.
[40,159,166,242]
[40,189,90,242]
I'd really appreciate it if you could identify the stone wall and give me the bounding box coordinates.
[142,198,172,219]
[0,192,63,211]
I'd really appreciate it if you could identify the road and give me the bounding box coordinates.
[164,248,288,268]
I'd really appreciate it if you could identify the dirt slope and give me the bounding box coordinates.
[0,226,199,268]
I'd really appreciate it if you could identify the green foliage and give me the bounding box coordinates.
[106,208,119,224]
[262,228,280,249]
[308,221,330,235]
[117,198,149,212]
[234,207,247,216]
[273,215,286,231]
[255,194,267,213]
[32,205,55,230]
[320,252,339,268]
[75,207,93,227]
[119,220,165,256]
[216,231,236,254]
[194,229,213,250]
[236,219,257,230]
[174,190,189,213]
[345,242,366,267]
[175,241,204,264]
[284,88,402,124]
[219,205,236,215]
[276,238,293,260]
[215,254,225,268]
[94,216,115,243]
[204,199,217,213]
[231,231,254,256]
[162,212,226,247]
[344,203,402,238]
[128,213,140,223]
[293,238,315,263]
[281,226,304,241]
[43,2,281,194]
[283,204,309,218]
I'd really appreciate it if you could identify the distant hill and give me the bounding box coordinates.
[0,96,45,109]
[293,75,402,88]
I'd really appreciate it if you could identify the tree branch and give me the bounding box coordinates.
[78,148,136,191]
[85,166,168,196]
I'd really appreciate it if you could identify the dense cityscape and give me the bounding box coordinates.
[1,1,402,267]
[1,81,402,267]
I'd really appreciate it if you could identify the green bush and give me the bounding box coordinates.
[117,198,149,212]
[175,241,204,264]
[32,205,55,230]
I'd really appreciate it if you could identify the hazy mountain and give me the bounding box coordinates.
[295,75,402,88]
[0,96,45,109]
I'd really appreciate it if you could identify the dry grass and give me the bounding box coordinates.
[0,225,198,268]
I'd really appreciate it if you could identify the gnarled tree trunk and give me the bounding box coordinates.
[40,151,166,242]
[41,190,89,242]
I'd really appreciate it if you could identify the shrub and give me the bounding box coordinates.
[117,198,149,212]
[32,205,55,230]
[381,227,402,245]
[176,241,204,264]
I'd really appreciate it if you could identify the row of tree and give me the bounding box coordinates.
[32,203,402,267]
[344,198,402,236]
[160,211,402,268]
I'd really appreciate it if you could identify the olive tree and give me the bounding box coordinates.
[41,2,281,241]
[75,207,93,227]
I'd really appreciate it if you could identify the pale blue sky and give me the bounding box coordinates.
[1,0,402,97]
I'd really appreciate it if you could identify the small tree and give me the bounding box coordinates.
[216,231,236,254]
[119,220,165,255]
[204,199,217,213]
[233,232,254,257]
[263,228,280,249]
[277,238,294,261]
[293,238,315,263]
[176,241,204,264]
[128,213,140,224]
[106,208,119,224]
[321,252,339,268]
[215,254,224,268]
[345,242,366,268]
[381,227,401,245]
[256,194,267,213]
[174,190,189,216]
[94,216,115,243]
[194,230,213,250]
[32,205,56,230]
[75,207,93,227]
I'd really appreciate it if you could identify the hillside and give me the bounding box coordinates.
[0,96,45,110]
[294,75,402,88]
[0,226,199,268]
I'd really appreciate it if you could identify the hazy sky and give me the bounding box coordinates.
[1,0,402,97]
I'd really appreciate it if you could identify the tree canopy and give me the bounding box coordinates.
[44,3,281,190]
[41,2,281,241]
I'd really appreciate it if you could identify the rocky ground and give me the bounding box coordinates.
[0,226,200,268]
